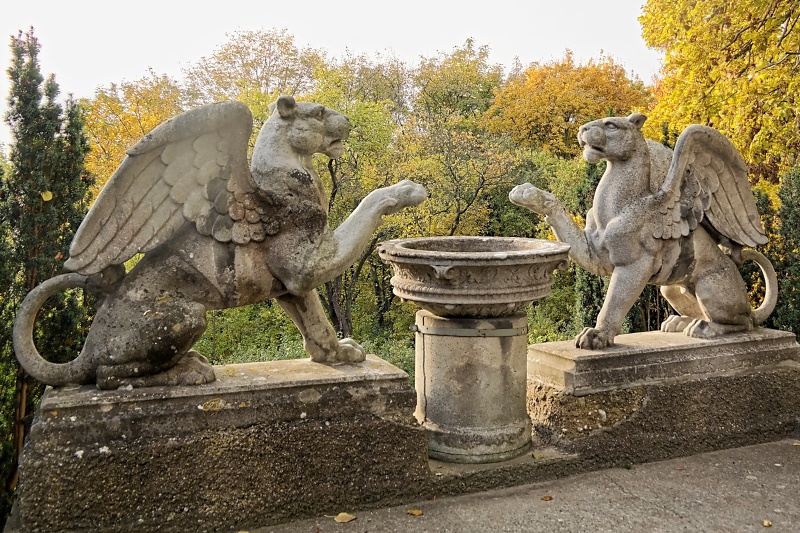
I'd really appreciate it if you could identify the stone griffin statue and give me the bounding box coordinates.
[13,96,426,389]
[510,114,777,350]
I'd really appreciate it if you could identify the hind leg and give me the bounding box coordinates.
[660,285,704,333]
[684,258,753,339]
[90,296,215,389]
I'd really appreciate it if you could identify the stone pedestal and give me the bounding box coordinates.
[414,310,530,463]
[8,356,429,533]
[527,329,800,463]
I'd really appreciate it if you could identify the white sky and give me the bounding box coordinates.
[0,0,662,149]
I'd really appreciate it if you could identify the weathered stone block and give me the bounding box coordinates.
[10,356,429,533]
[527,329,800,464]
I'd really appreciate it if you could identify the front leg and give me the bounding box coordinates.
[509,183,600,275]
[277,291,365,363]
[272,180,427,295]
[577,257,654,349]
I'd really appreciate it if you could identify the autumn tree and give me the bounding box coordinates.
[396,40,518,237]
[82,71,183,194]
[182,28,326,125]
[487,51,653,157]
[304,55,405,338]
[0,29,93,515]
[640,0,800,182]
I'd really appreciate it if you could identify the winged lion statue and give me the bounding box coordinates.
[13,96,426,389]
[510,114,777,350]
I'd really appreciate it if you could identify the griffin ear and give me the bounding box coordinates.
[628,113,647,130]
[276,95,296,118]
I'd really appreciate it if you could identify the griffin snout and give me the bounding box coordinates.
[579,125,607,163]
[324,114,351,159]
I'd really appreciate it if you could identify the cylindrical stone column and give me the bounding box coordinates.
[414,310,530,463]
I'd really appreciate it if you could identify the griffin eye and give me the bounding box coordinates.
[313,106,325,120]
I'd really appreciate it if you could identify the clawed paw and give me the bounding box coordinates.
[660,315,694,333]
[379,180,427,214]
[509,183,556,215]
[684,319,717,339]
[334,338,367,363]
[575,327,614,350]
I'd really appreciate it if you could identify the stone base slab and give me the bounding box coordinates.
[10,356,430,533]
[528,328,800,395]
[527,329,800,465]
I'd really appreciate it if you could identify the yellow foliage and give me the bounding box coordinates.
[82,71,183,197]
[487,51,653,157]
[640,0,800,182]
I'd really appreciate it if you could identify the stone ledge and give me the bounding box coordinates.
[528,328,800,395]
[527,360,800,465]
[12,356,430,533]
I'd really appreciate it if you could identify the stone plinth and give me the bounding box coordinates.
[9,356,429,533]
[527,329,800,464]
[528,328,800,395]
[414,310,531,463]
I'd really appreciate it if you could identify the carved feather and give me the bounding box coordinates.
[654,125,766,248]
[65,101,266,275]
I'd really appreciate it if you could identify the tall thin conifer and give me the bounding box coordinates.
[0,28,93,518]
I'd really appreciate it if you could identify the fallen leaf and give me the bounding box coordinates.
[407,509,424,516]
[541,495,553,501]
[792,441,800,446]
[334,512,356,523]
[532,452,545,460]
[675,467,685,471]
[41,191,53,201]
[763,519,773,527]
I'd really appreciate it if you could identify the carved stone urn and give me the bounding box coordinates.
[378,236,570,463]
[378,236,570,318]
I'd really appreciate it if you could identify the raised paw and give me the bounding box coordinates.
[575,327,615,350]
[376,180,427,215]
[508,183,557,215]
[660,315,694,333]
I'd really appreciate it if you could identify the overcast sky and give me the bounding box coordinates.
[0,0,662,148]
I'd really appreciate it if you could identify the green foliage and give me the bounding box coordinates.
[194,303,305,364]
[772,167,800,334]
[0,29,93,520]
[527,266,580,344]
[573,161,606,330]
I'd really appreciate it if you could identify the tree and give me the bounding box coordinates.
[772,167,800,334]
[182,28,326,123]
[82,71,184,194]
[640,0,800,183]
[486,51,653,157]
[396,40,518,237]
[305,57,403,339]
[0,29,93,515]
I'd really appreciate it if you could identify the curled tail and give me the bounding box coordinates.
[13,273,96,386]
[743,249,778,326]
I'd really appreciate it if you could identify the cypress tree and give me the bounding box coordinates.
[0,28,93,517]
[773,167,800,334]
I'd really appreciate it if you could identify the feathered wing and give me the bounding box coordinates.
[653,125,766,247]
[65,101,270,276]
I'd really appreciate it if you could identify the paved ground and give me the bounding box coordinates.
[260,439,800,533]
